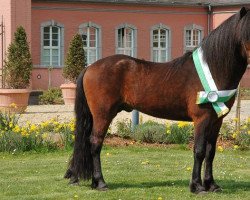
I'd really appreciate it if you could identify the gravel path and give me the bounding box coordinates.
[19,100,250,132]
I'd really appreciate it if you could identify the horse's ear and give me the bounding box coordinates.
[240,7,247,19]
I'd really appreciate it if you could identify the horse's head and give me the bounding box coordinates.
[238,7,250,64]
[244,43,250,65]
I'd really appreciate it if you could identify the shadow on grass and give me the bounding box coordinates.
[217,180,250,193]
[107,179,250,193]
[108,179,189,190]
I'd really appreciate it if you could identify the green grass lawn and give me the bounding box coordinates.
[0,145,249,200]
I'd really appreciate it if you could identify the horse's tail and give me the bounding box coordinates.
[64,68,93,182]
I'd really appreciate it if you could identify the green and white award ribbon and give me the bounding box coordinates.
[192,47,237,117]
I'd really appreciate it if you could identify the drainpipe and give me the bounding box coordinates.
[207,4,212,34]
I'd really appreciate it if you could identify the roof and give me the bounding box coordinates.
[32,0,250,7]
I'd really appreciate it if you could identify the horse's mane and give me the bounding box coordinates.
[201,8,249,81]
[171,51,192,68]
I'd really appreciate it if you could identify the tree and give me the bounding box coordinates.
[63,34,86,83]
[4,26,33,89]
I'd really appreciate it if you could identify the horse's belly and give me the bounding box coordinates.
[136,105,192,122]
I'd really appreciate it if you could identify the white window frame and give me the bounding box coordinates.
[184,24,203,53]
[116,24,137,57]
[151,24,171,62]
[40,20,64,67]
[79,22,102,65]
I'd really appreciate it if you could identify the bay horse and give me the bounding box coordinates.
[65,7,250,194]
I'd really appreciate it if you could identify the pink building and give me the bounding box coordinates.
[0,0,250,90]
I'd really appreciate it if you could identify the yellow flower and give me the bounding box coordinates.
[41,121,49,128]
[248,130,250,135]
[232,132,237,139]
[233,118,239,122]
[242,125,247,130]
[30,124,38,132]
[42,132,49,140]
[9,103,17,109]
[21,128,29,137]
[233,145,239,150]
[166,129,171,135]
[13,125,21,133]
[177,121,189,128]
[9,122,13,128]
[58,124,63,129]
[141,160,149,165]
[217,146,224,152]
[53,121,59,126]
[70,123,75,132]
[26,121,31,126]
[186,167,192,171]
[247,117,250,123]
[158,197,163,200]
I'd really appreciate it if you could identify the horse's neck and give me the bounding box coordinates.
[211,56,247,90]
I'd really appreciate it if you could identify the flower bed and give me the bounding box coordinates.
[0,112,75,152]
[0,110,249,153]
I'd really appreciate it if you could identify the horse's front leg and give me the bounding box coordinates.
[190,119,210,194]
[203,119,223,192]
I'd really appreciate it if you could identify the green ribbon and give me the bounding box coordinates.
[192,47,237,117]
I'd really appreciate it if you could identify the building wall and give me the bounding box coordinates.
[0,0,31,69]
[0,0,31,89]
[31,1,208,90]
[1,1,248,89]
[31,68,64,90]
[0,0,11,69]
[212,6,238,28]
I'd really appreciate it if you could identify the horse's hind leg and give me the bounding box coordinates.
[90,114,113,190]
[203,119,223,192]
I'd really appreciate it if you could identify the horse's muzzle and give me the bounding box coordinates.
[245,44,250,65]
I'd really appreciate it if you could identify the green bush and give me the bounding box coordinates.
[4,26,32,89]
[218,117,250,150]
[219,120,234,140]
[165,122,193,144]
[116,120,193,144]
[241,88,250,100]
[39,88,63,105]
[63,33,86,83]
[233,118,250,150]
[133,121,166,143]
[0,111,20,131]
[116,119,132,139]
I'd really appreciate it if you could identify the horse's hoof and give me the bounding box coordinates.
[97,185,108,191]
[197,191,208,195]
[190,183,206,194]
[204,182,222,193]
[69,181,80,186]
[68,177,79,186]
[209,185,222,193]
[91,181,108,191]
